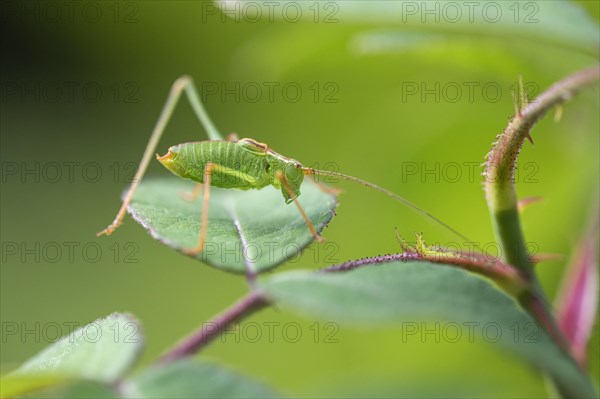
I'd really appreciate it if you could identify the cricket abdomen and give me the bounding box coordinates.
[163,141,272,190]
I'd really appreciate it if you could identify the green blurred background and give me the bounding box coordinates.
[1,1,599,397]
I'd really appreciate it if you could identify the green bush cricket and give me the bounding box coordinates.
[98,76,467,255]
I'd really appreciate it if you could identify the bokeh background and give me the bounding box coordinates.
[1,1,599,397]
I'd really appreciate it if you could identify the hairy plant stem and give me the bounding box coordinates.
[484,66,599,271]
[484,65,599,398]
[158,290,270,364]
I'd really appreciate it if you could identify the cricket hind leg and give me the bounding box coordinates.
[183,163,217,256]
[275,171,324,243]
[97,76,221,236]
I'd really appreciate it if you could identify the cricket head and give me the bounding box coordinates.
[282,159,305,204]
[267,154,305,204]
[157,145,189,179]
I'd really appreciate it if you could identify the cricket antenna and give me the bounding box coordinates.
[303,167,470,242]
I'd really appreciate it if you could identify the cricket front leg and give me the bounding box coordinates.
[226,133,240,142]
[276,171,324,243]
[97,76,222,237]
[183,163,217,256]
[181,183,203,201]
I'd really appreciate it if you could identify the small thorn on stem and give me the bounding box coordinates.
[518,196,543,213]
[512,90,520,116]
[554,104,564,122]
[531,253,564,263]
[518,75,528,112]
[525,132,534,145]
[394,227,414,253]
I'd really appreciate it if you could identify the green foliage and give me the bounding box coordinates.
[260,261,596,398]
[124,359,279,398]
[21,381,120,399]
[2,314,143,398]
[223,0,599,55]
[2,316,279,399]
[127,178,337,273]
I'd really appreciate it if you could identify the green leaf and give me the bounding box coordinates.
[3,313,144,397]
[127,178,337,273]
[123,359,280,398]
[259,261,597,398]
[21,381,121,399]
[218,1,599,55]
[0,375,68,399]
